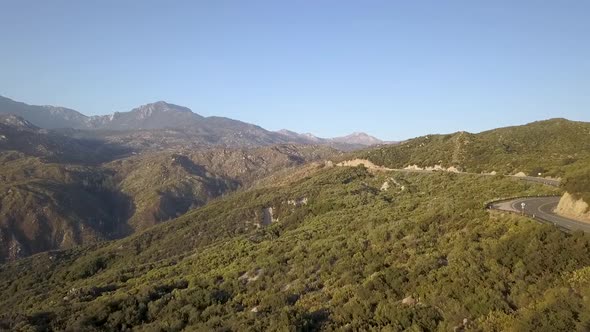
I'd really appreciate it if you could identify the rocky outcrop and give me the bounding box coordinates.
[287,197,308,206]
[402,296,417,306]
[261,207,277,227]
[404,164,462,173]
[555,192,590,222]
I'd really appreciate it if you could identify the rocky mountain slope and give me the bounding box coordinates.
[0,156,132,262]
[0,117,340,262]
[88,102,203,130]
[0,115,129,164]
[0,96,90,129]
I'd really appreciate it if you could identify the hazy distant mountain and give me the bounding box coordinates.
[0,115,129,164]
[0,95,90,129]
[88,101,202,130]
[276,129,386,150]
[0,114,38,129]
[0,95,387,150]
[331,132,383,146]
[275,129,319,144]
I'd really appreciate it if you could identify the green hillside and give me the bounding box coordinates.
[107,145,337,230]
[6,165,590,331]
[358,119,590,177]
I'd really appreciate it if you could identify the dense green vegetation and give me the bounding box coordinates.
[357,119,590,177]
[5,164,589,331]
[107,145,337,230]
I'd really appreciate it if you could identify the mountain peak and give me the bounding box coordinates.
[85,101,206,130]
[332,132,383,146]
[277,129,297,135]
[348,132,373,138]
[132,101,196,116]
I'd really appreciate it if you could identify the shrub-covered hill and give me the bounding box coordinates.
[5,165,590,331]
[357,118,590,177]
[106,145,338,230]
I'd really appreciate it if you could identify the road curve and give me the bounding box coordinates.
[490,196,590,233]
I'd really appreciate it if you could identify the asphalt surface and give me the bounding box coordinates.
[490,196,590,233]
[510,176,561,187]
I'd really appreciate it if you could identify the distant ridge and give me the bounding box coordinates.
[357,117,590,176]
[0,95,387,150]
[276,128,388,149]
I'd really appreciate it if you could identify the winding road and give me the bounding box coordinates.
[489,196,590,233]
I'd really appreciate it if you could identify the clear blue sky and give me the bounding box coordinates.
[1,1,589,140]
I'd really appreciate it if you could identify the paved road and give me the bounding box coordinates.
[393,168,561,187]
[509,176,560,187]
[490,196,590,233]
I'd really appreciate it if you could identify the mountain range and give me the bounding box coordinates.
[0,95,387,150]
